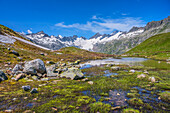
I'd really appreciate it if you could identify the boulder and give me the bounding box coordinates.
[10,50,19,56]
[22,85,31,91]
[0,71,8,81]
[23,59,46,74]
[46,65,58,77]
[30,88,38,94]
[129,69,135,73]
[88,81,93,85]
[111,66,121,70]
[12,64,23,74]
[137,74,146,78]
[60,67,84,80]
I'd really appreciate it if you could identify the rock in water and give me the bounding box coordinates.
[60,67,84,80]
[22,85,31,91]
[0,71,8,81]
[23,59,46,74]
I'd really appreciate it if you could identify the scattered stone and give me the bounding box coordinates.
[41,78,49,81]
[0,71,8,82]
[60,67,84,80]
[117,93,120,96]
[40,53,44,56]
[46,61,55,64]
[24,97,28,99]
[129,69,135,73]
[4,109,13,112]
[46,65,58,77]
[22,85,31,91]
[88,81,93,85]
[23,59,46,74]
[111,66,121,70]
[82,78,89,81]
[149,77,156,83]
[7,48,10,51]
[74,60,81,65]
[144,70,149,74]
[12,64,23,74]
[12,98,17,101]
[30,88,38,94]
[10,50,19,56]
[107,64,114,67]
[137,74,146,78]
[32,76,38,80]
[15,73,25,81]
[52,107,58,111]
[23,110,32,113]
[33,98,37,100]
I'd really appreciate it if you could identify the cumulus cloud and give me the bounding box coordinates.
[27,29,32,34]
[55,16,145,33]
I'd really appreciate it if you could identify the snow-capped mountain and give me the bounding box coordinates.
[22,27,144,51]
[21,16,170,54]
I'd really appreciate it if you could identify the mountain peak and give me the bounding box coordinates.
[90,32,102,39]
[37,31,45,34]
[128,26,144,32]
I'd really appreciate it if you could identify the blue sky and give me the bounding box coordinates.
[0,0,170,38]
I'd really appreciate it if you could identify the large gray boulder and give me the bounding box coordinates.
[0,71,8,82]
[60,67,84,80]
[23,59,46,74]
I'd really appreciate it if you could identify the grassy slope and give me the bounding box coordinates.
[126,32,170,60]
[0,24,114,68]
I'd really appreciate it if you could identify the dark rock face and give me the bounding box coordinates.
[90,33,102,39]
[128,27,144,32]
[145,16,170,31]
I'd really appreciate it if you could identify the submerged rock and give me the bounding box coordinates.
[23,59,46,74]
[60,67,84,80]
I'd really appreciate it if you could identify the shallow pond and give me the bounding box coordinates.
[80,57,148,68]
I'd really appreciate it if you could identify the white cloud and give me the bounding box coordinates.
[27,29,32,34]
[55,16,145,33]
[121,13,128,16]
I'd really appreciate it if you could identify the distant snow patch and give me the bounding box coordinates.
[0,35,16,44]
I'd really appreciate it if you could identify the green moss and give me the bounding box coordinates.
[126,93,140,98]
[88,102,111,113]
[122,108,140,113]
[128,98,144,106]
[159,91,170,102]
